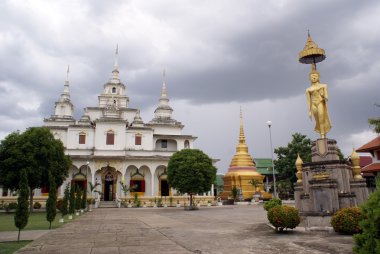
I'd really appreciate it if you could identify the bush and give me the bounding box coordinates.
[331,207,364,235]
[33,202,42,209]
[263,198,282,211]
[267,205,300,232]
[353,177,380,254]
[6,202,18,212]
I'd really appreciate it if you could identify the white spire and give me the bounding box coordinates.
[153,69,173,119]
[161,68,168,99]
[109,44,120,84]
[61,65,70,101]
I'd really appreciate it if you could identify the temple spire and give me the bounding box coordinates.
[61,65,70,101]
[109,44,120,83]
[230,109,255,167]
[161,68,168,99]
[152,69,173,120]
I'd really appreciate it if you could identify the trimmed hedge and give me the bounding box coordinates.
[263,198,282,211]
[331,207,364,235]
[267,205,300,232]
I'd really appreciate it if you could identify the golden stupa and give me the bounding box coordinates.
[220,110,271,200]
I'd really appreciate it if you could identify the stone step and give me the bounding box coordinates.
[99,201,118,208]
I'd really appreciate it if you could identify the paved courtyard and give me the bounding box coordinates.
[16,205,353,254]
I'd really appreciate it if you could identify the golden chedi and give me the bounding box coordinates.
[220,110,271,200]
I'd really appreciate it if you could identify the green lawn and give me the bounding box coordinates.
[0,212,76,232]
[0,240,32,254]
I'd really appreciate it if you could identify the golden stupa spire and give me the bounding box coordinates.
[229,109,255,167]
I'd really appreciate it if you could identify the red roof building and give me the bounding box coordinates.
[357,136,380,176]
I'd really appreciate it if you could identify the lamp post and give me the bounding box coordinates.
[267,121,277,198]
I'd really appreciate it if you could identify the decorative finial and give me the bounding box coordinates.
[114,43,119,69]
[295,153,303,184]
[66,65,70,81]
[239,107,245,144]
[161,69,167,99]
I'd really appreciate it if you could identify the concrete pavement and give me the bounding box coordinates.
[14,206,354,254]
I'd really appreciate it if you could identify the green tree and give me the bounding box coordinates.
[167,149,216,209]
[46,172,57,229]
[0,127,71,211]
[353,177,380,253]
[61,184,69,219]
[69,184,76,215]
[274,133,312,184]
[14,169,29,242]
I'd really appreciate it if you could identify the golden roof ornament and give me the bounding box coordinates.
[229,109,255,167]
[295,153,303,183]
[299,31,326,70]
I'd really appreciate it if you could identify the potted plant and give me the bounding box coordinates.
[207,200,212,207]
[87,198,95,211]
[176,200,181,207]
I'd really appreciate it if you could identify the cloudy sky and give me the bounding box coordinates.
[0,0,379,173]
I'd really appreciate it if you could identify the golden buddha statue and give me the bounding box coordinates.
[299,32,332,139]
[306,70,331,138]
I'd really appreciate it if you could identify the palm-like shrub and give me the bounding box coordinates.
[267,205,300,232]
[331,207,364,235]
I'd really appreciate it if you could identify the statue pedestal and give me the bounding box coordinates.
[295,138,369,230]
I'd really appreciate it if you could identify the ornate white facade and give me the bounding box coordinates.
[43,53,197,201]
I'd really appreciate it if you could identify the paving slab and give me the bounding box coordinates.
[15,206,353,253]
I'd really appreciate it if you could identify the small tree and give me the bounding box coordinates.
[69,184,75,215]
[231,186,239,201]
[46,172,57,229]
[353,177,380,253]
[249,179,262,193]
[167,149,217,210]
[61,184,69,219]
[81,187,87,210]
[14,169,29,242]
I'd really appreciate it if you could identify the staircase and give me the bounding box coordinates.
[99,201,118,208]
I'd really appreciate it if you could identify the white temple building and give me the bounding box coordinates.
[43,50,199,201]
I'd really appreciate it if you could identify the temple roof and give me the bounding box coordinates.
[361,162,380,173]
[356,136,380,153]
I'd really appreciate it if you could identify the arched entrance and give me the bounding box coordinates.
[157,166,171,196]
[101,166,117,201]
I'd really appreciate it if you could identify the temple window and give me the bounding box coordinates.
[79,132,86,144]
[135,135,142,145]
[184,140,190,148]
[130,180,145,192]
[106,131,115,145]
[161,140,167,149]
[112,87,116,93]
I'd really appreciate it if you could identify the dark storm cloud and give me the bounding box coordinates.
[0,0,379,171]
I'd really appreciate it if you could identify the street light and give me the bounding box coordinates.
[267,120,277,198]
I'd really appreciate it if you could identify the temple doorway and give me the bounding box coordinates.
[160,180,169,196]
[101,167,116,201]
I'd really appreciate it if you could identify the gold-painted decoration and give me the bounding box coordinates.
[313,172,330,180]
[295,153,303,183]
[229,109,256,167]
[351,148,363,180]
[299,32,326,66]
[299,32,331,139]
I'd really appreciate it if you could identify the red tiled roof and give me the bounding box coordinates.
[357,136,380,153]
[360,156,372,168]
[361,162,380,173]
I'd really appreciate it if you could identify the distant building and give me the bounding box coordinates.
[357,136,380,189]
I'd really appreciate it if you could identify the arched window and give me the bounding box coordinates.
[79,132,86,144]
[106,131,115,145]
[184,140,190,148]
[112,87,116,93]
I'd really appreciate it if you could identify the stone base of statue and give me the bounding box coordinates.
[295,138,369,230]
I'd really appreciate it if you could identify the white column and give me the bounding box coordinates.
[211,184,214,196]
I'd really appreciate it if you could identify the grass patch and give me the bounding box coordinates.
[0,240,32,254]
[0,212,77,232]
